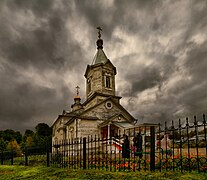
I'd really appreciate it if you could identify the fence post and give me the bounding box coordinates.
[46,145,50,167]
[1,151,3,165]
[83,137,86,169]
[11,150,14,165]
[150,126,155,171]
[25,147,28,166]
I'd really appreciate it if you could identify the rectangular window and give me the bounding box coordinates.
[105,76,111,88]
[87,79,91,92]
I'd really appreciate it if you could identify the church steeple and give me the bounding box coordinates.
[71,86,83,111]
[92,27,108,65]
[84,27,117,99]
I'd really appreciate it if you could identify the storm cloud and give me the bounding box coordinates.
[0,0,207,132]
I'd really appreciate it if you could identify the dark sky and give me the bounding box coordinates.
[0,0,207,132]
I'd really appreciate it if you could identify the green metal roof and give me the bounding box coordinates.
[92,49,108,65]
[113,122,134,128]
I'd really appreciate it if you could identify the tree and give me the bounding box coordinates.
[7,139,20,151]
[0,129,22,145]
[35,123,51,137]
[33,123,52,147]
[14,131,22,144]
[0,138,6,151]
[1,129,14,142]
[24,129,34,137]
[25,136,34,147]
[22,129,34,143]
[7,139,22,156]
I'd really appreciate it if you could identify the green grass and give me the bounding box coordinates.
[0,165,207,180]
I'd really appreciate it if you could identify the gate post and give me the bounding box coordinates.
[150,126,155,171]
[83,137,86,169]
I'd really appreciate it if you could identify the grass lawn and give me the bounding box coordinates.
[0,165,207,180]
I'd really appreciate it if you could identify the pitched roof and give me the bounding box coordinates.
[81,96,135,122]
[97,113,134,128]
[92,48,108,65]
[82,92,121,106]
[51,108,83,127]
[65,115,99,125]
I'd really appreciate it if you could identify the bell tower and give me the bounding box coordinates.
[84,27,116,99]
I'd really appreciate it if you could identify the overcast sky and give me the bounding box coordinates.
[0,0,207,132]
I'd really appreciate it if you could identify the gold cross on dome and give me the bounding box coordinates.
[76,86,80,95]
[97,26,102,38]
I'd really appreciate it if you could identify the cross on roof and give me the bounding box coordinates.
[76,86,80,96]
[97,26,102,38]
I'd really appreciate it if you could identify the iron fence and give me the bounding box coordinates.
[50,114,207,172]
[1,114,207,172]
[0,146,50,166]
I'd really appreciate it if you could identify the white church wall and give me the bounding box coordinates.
[79,120,99,137]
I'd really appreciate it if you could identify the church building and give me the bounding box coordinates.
[52,28,137,143]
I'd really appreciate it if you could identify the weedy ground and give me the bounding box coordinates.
[0,165,207,180]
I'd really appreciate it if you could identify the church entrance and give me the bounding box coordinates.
[101,124,119,139]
